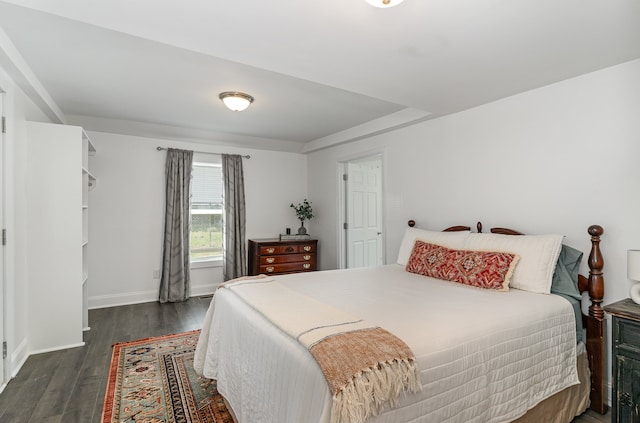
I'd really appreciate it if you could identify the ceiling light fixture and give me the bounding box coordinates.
[366,0,404,8]
[219,91,254,112]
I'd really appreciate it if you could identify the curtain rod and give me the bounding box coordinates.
[156,146,250,159]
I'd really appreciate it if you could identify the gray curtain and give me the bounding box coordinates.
[222,154,247,281]
[159,148,193,302]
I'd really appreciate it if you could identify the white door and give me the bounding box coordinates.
[0,87,5,387]
[346,156,383,268]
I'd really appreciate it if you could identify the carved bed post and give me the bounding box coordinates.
[588,225,605,320]
[585,224,607,414]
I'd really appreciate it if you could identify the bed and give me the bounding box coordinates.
[194,221,607,423]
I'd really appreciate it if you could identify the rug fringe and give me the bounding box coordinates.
[109,329,201,348]
[330,358,421,423]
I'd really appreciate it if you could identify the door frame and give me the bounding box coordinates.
[0,86,6,390]
[337,151,385,269]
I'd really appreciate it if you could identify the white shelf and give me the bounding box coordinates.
[82,167,96,179]
[85,129,96,156]
[82,277,89,332]
[26,122,96,351]
[82,130,92,332]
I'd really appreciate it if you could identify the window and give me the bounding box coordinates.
[190,157,223,263]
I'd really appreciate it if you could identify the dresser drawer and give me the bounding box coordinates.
[260,261,316,274]
[259,245,295,255]
[258,243,316,255]
[617,318,640,354]
[248,238,319,276]
[260,253,316,265]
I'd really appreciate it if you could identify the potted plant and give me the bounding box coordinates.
[290,199,314,235]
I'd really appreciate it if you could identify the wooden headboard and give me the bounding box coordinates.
[406,220,607,414]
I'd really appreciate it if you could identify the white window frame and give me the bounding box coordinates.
[190,155,223,269]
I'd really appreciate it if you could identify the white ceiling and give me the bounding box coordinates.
[0,0,639,153]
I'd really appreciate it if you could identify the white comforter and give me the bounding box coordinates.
[194,264,578,423]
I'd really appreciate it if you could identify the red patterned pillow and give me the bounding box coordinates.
[405,241,520,291]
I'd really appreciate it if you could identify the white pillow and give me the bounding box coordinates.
[463,233,563,294]
[396,227,470,265]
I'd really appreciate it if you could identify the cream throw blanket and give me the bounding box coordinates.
[224,278,422,423]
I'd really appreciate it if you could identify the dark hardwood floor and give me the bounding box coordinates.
[0,297,211,423]
[0,298,611,423]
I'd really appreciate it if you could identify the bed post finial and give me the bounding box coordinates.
[476,222,483,233]
[408,220,416,228]
[587,225,604,320]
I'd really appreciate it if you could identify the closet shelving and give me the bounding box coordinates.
[81,131,95,332]
[27,122,96,352]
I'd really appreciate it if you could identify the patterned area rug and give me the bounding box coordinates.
[102,330,233,423]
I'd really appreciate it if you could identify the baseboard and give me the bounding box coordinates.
[7,339,84,382]
[10,338,28,379]
[190,285,216,298]
[29,342,86,356]
[88,284,217,309]
[88,289,158,309]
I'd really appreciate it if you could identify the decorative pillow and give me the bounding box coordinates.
[551,244,583,300]
[463,233,563,294]
[405,240,520,291]
[397,227,470,266]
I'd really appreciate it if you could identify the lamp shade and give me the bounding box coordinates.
[628,250,640,281]
[366,0,405,8]
[219,92,254,112]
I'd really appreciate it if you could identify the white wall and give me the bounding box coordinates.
[308,58,640,308]
[87,132,307,308]
[308,59,640,397]
[0,65,53,380]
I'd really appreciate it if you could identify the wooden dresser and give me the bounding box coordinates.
[248,238,318,276]
[605,298,640,423]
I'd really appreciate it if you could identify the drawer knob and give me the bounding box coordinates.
[285,247,294,253]
[266,266,275,273]
[303,255,311,261]
[303,263,311,269]
[303,246,312,252]
[620,392,634,407]
[266,257,275,263]
[266,248,275,254]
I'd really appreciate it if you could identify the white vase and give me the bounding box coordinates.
[630,283,640,305]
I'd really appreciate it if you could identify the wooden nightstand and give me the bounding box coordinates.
[604,298,640,423]
[248,238,318,276]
